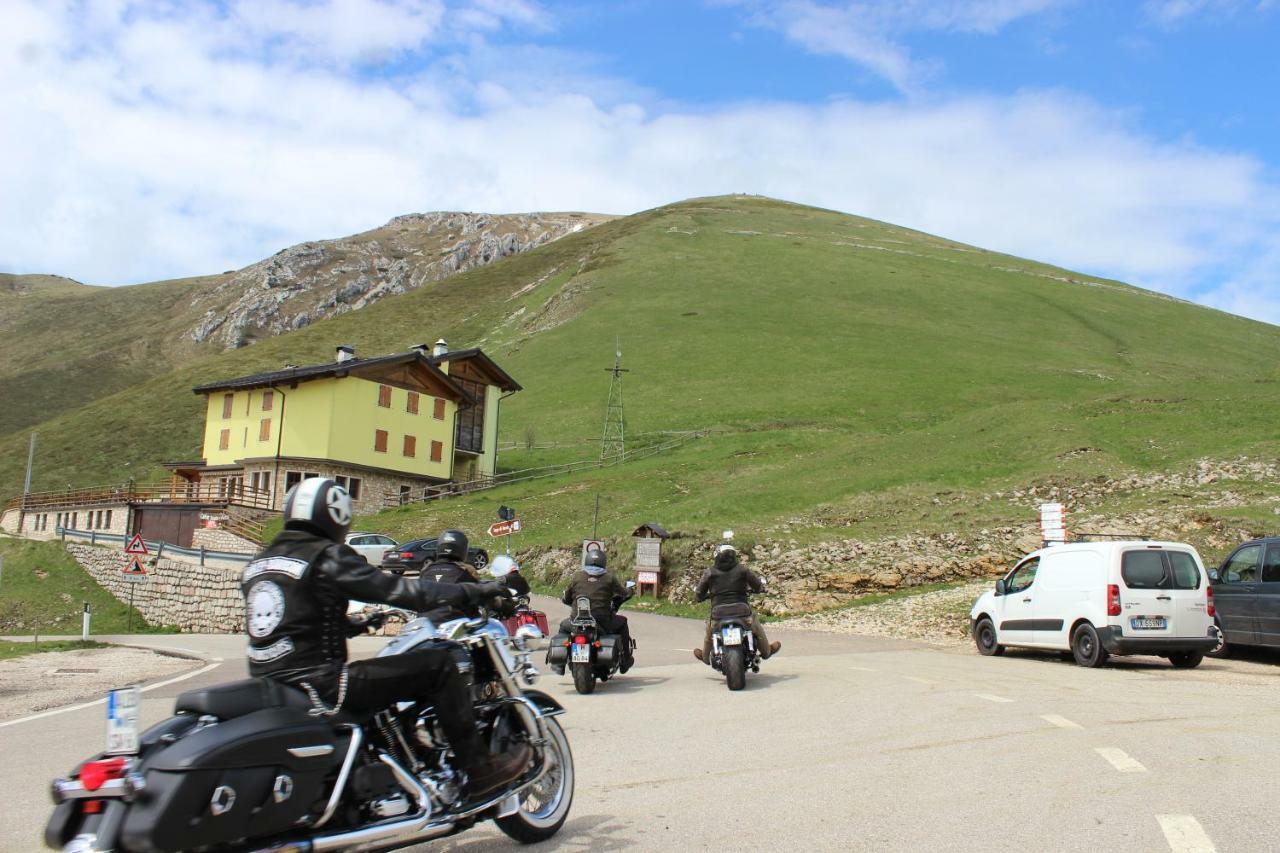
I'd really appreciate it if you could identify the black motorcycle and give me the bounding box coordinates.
[709,604,761,691]
[547,582,635,695]
[45,606,573,852]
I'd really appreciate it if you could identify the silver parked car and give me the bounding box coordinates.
[343,531,398,566]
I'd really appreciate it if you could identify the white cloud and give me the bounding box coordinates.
[729,0,1070,91]
[1143,0,1276,26]
[1,0,1278,325]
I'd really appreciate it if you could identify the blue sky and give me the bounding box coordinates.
[2,0,1278,323]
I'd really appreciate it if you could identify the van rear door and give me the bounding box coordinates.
[1164,550,1210,639]
[1119,549,1176,639]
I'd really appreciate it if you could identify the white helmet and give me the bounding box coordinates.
[488,554,518,579]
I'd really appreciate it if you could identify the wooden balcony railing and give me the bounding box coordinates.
[2,482,275,513]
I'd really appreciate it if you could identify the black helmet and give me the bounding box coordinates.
[437,528,469,561]
[282,477,352,542]
[584,547,607,576]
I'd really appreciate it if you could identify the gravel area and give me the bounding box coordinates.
[0,646,199,720]
[780,582,988,647]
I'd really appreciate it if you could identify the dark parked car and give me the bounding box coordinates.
[1207,536,1280,656]
[381,537,490,575]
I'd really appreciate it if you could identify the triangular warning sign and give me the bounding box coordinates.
[125,534,149,555]
[122,556,147,575]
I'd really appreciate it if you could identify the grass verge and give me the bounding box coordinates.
[0,639,107,661]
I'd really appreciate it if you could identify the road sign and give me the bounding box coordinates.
[1040,502,1068,544]
[487,519,523,537]
[122,555,148,582]
[124,534,148,555]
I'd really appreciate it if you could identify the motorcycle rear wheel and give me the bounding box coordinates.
[571,661,595,694]
[724,646,746,691]
[495,717,575,844]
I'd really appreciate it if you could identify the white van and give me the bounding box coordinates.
[969,540,1216,668]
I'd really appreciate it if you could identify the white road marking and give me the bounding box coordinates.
[903,676,934,684]
[975,693,1013,703]
[1157,815,1217,853]
[0,657,223,729]
[1095,747,1147,773]
[1041,714,1083,729]
[848,666,877,672]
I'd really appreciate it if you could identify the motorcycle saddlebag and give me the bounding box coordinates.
[596,636,619,666]
[120,707,342,853]
[545,634,570,668]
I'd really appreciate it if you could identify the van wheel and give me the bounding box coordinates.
[1168,651,1204,669]
[973,617,1004,656]
[1206,621,1230,658]
[1071,623,1109,668]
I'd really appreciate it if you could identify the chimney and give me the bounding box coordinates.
[410,342,430,358]
[432,338,449,358]
[336,344,355,363]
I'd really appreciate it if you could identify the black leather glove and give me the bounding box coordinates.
[364,610,388,629]
[464,581,513,603]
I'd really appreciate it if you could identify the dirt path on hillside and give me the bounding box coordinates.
[0,646,199,720]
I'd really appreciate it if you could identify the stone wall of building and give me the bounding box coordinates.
[3,503,130,541]
[66,542,245,633]
[192,526,260,554]
[256,460,441,514]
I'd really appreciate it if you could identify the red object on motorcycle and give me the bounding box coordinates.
[80,757,127,792]
[574,636,586,645]
[82,800,103,814]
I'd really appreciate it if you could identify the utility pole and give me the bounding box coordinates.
[23,432,36,494]
[600,342,629,460]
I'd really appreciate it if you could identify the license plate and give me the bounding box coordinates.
[723,626,743,645]
[1130,616,1167,630]
[571,644,591,663]
[106,686,141,755]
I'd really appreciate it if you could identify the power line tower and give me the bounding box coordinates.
[600,342,629,460]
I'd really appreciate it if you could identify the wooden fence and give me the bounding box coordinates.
[3,481,274,514]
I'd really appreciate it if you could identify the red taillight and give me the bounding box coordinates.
[82,800,103,814]
[574,636,587,645]
[80,758,127,792]
[399,551,413,559]
[1207,585,1215,617]
[1107,584,1122,616]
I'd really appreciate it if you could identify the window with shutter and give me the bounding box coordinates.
[259,418,271,441]
[403,435,416,457]
[219,429,230,450]
[378,385,392,408]
[430,440,443,462]
[374,429,388,452]
[222,393,234,418]
[433,398,446,420]
[407,391,419,414]
[262,391,274,411]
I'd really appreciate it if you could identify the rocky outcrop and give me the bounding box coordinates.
[188,212,606,350]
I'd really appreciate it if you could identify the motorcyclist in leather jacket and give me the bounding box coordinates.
[557,548,635,673]
[692,544,781,664]
[241,478,526,797]
[420,528,481,623]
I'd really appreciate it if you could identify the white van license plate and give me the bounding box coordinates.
[571,644,591,663]
[1131,617,1167,630]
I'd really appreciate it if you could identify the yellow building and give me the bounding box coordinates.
[167,342,521,513]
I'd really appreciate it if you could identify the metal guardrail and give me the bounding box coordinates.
[58,528,254,566]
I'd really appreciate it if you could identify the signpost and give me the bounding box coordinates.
[487,519,522,538]
[122,535,149,633]
[1040,502,1068,545]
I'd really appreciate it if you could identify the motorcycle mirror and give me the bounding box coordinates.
[625,580,636,589]
[508,587,519,597]
[514,623,544,642]
[722,529,734,540]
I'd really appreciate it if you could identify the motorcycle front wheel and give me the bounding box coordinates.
[723,645,746,691]
[495,717,575,843]
[571,661,595,694]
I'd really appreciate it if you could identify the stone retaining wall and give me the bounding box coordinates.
[66,542,244,633]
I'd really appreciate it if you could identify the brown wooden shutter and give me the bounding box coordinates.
[433,398,446,420]
[262,391,274,411]
[407,391,419,414]
[378,385,392,408]
[403,435,416,457]
[222,394,234,418]
[374,429,388,452]
[430,440,443,462]
[219,429,230,450]
[259,418,271,441]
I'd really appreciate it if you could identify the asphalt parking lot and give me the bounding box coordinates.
[4,600,1278,851]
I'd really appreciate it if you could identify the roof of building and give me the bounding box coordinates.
[429,348,523,392]
[192,351,474,402]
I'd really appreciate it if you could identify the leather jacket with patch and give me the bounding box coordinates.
[561,570,627,619]
[420,559,479,623]
[695,554,764,611]
[241,529,468,692]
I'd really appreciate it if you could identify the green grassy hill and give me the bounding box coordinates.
[4,196,1278,551]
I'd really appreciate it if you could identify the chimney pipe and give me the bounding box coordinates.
[336,344,355,363]
[432,339,448,358]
